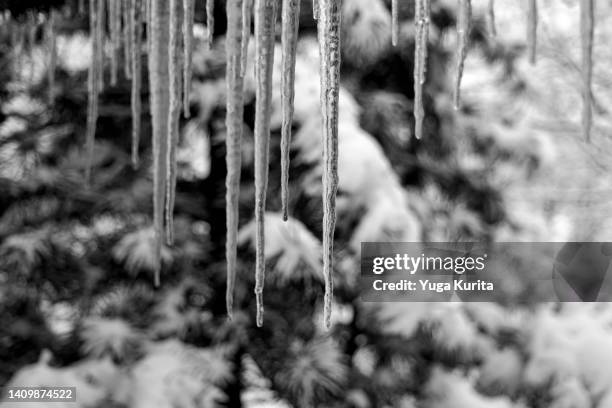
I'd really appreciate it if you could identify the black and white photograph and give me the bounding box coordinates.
[1,0,612,407]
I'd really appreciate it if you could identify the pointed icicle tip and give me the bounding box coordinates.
[453,0,471,110]
[280,0,300,223]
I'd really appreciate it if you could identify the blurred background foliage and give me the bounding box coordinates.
[1,0,612,407]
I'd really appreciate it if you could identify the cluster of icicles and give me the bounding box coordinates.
[4,0,596,328]
[79,0,342,328]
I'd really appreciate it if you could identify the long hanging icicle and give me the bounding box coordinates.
[253,0,278,328]
[183,0,196,118]
[46,10,57,104]
[109,0,120,85]
[225,0,245,320]
[581,0,594,142]
[318,0,342,329]
[85,0,104,184]
[527,0,537,65]
[280,0,300,222]
[131,0,143,168]
[207,0,215,49]
[148,0,172,286]
[453,0,471,110]
[313,0,319,20]
[165,0,184,246]
[97,0,106,91]
[391,0,399,46]
[487,0,496,38]
[240,0,253,76]
[413,0,429,140]
[123,0,133,79]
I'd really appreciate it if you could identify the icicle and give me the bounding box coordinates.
[97,0,106,91]
[206,0,215,49]
[313,0,319,20]
[581,0,594,142]
[414,0,429,140]
[253,0,278,328]
[391,0,398,46]
[423,0,430,78]
[131,0,143,168]
[240,0,253,77]
[453,0,471,110]
[527,0,537,65]
[47,10,57,104]
[123,0,133,79]
[487,0,496,38]
[79,0,86,14]
[165,0,183,246]
[280,0,300,221]
[145,0,151,54]
[109,0,121,85]
[225,0,245,320]
[148,0,172,286]
[86,0,102,184]
[183,0,195,118]
[317,0,342,329]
